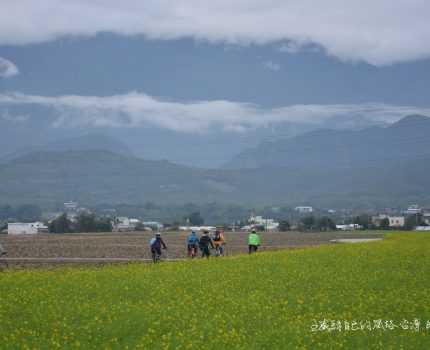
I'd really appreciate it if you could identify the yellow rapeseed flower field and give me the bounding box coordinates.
[1,233,430,349]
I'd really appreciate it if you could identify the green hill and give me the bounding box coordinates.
[1,149,430,208]
[0,150,215,207]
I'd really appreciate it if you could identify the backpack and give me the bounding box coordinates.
[199,235,210,247]
[149,238,156,247]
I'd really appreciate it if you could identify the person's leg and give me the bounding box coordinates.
[249,245,252,254]
[155,248,162,262]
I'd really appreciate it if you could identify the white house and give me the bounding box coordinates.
[415,226,430,231]
[129,219,141,230]
[336,224,362,231]
[295,206,313,214]
[112,217,132,232]
[179,226,216,232]
[372,215,405,228]
[144,221,164,230]
[422,211,430,225]
[405,204,421,215]
[388,216,405,228]
[247,215,280,231]
[8,222,49,235]
[64,201,78,212]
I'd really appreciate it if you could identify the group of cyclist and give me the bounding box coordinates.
[187,229,226,258]
[149,229,261,263]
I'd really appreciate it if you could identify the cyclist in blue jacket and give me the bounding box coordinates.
[186,231,200,258]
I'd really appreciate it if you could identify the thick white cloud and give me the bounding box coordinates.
[0,91,429,133]
[0,1,429,65]
[0,57,19,78]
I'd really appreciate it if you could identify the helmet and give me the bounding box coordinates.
[156,232,161,237]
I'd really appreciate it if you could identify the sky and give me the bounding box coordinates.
[1,1,430,166]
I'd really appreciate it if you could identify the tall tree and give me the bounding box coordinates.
[77,213,97,232]
[379,218,390,230]
[353,215,371,229]
[49,213,72,234]
[279,220,291,231]
[301,216,315,231]
[317,217,336,231]
[188,211,204,226]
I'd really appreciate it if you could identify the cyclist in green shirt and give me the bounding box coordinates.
[248,229,261,254]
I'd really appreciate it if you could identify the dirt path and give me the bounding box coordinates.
[0,230,384,268]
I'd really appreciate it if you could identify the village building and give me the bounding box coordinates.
[372,215,405,228]
[336,224,362,231]
[246,215,280,231]
[404,204,421,215]
[388,216,405,228]
[112,217,133,232]
[8,222,49,235]
[295,206,314,214]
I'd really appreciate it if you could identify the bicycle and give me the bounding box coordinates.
[214,243,225,257]
[187,244,198,258]
[151,249,161,263]
[151,247,167,263]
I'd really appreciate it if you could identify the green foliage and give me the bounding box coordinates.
[76,213,97,232]
[301,215,316,231]
[1,234,430,348]
[404,214,427,230]
[278,220,291,231]
[187,211,204,226]
[379,218,390,230]
[353,215,372,229]
[316,216,336,231]
[76,213,112,233]
[95,217,113,232]
[49,213,72,234]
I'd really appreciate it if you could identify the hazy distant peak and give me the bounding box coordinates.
[391,114,430,127]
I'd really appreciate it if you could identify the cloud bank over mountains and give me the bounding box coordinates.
[0,57,19,78]
[1,1,430,65]
[1,92,429,133]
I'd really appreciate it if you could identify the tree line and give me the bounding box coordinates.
[49,213,112,234]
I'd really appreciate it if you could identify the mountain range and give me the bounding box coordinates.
[0,104,390,168]
[0,115,429,209]
[224,114,430,169]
